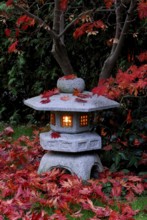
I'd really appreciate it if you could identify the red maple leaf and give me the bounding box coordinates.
[4,127,14,136]
[60,74,77,80]
[8,40,18,53]
[137,51,147,62]
[59,0,68,11]
[6,0,13,6]
[51,132,61,139]
[60,95,70,101]
[4,28,11,37]
[138,1,147,19]
[111,184,122,197]
[75,97,87,103]
[40,97,50,104]
[41,88,59,103]
[104,0,113,9]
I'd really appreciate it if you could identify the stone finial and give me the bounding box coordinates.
[57,76,85,93]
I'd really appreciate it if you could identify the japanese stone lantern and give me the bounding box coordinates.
[24,76,119,180]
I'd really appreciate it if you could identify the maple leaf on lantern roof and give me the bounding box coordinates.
[60,95,70,101]
[60,74,77,80]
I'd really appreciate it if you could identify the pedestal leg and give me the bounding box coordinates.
[38,151,103,180]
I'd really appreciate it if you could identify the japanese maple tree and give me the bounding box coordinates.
[4,0,147,80]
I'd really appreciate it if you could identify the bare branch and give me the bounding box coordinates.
[99,0,137,80]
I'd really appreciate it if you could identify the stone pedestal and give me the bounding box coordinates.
[38,151,103,180]
[40,131,101,152]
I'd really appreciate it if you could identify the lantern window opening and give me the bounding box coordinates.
[61,114,73,127]
[80,114,89,127]
[50,113,56,125]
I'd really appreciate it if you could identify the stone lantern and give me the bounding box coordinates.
[24,77,119,180]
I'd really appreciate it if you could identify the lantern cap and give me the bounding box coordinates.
[24,92,120,112]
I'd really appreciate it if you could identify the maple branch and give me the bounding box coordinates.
[111,0,124,54]
[59,8,115,38]
[99,0,137,80]
[59,9,94,38]
[13,2,58,40]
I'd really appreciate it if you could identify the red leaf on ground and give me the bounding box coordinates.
[126,110,132,124]
[51,132,61,139]
[4,127,14,136]
[103,145,112,151]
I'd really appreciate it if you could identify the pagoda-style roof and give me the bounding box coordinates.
[24,92,120,112]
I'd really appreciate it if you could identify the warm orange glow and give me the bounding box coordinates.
[61,115,73,127]
[80,114,88,127]
[50,113,56,125]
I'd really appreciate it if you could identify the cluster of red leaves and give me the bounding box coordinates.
[59,74,77,80]
[6,0,13,6]
[59,0,68,12]
[41,88,60,104]
[103,0,113,9]
[0,127,146,219]
[92,64,147,100]
[73,20,107,39]
[138,1,147,19]
[16,15,35,31]
[8,40,18,53]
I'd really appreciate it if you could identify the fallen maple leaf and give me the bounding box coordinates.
[60,74,77,80]
[4,126,14,136]
[51,132,61,139]
[60,95,70,101]
[40,97,50,104]
[73,88,81,96]
[75,97,87,103]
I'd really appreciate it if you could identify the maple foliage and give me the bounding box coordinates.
[0,127,146,219]
[41,88,60,104]
[59,0,68,12]
[8,40,18,53]
[92,63,147,100]
[73,20,107,39]
[138,1,147,19]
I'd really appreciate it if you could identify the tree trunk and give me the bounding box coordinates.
[51,39,74,75]
[99,0,137,81]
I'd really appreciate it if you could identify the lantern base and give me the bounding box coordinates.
[38,151,103,180]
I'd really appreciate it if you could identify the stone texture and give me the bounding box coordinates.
[40,131,101,152]
[24,93,120,112]
[57,77,85,93]
[38,151,103,180]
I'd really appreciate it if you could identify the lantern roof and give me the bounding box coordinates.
[24,92,120,112]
